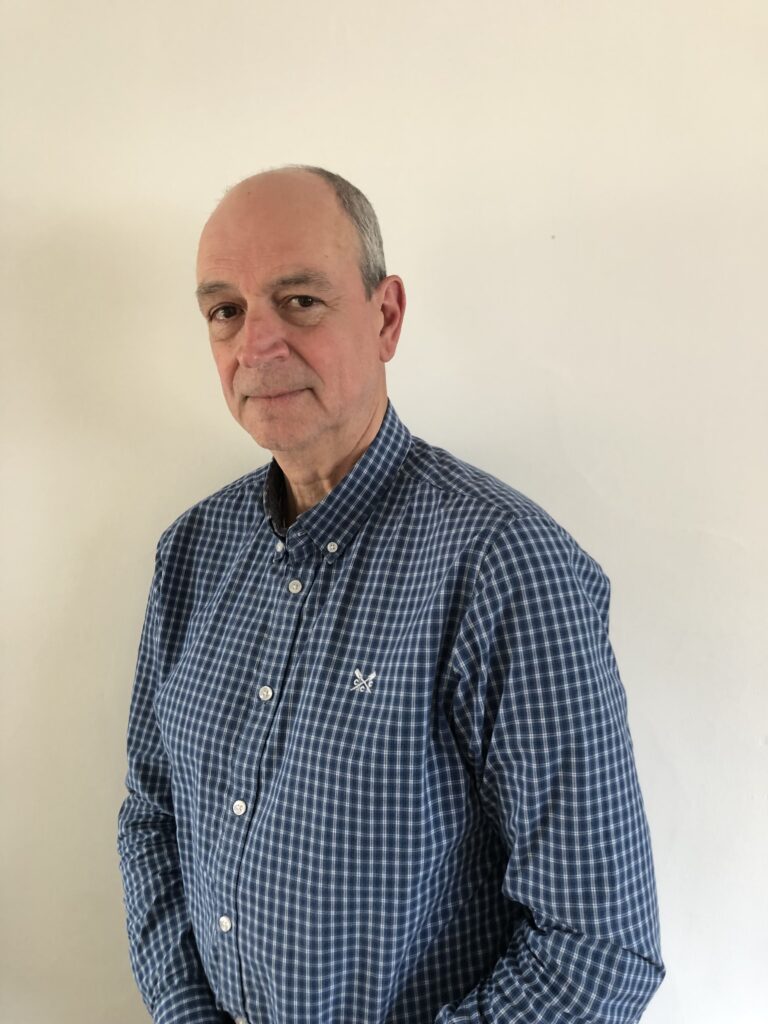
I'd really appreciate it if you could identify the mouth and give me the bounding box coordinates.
[248,388,308,402]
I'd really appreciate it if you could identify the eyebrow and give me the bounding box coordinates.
[195,280,233,302]
[195,270,334,303]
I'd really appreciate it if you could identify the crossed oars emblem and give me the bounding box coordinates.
[351,668,376,694]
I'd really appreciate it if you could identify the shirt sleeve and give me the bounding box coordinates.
[436,514,665,1024]
[117,549,229,1024]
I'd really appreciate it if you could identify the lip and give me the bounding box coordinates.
[249,388,306,402]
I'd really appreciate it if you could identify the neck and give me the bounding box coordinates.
[278,397,388,526]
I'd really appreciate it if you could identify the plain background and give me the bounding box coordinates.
[1,2,766,1022]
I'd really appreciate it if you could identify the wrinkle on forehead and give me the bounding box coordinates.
[196,269,335,303]
[196,173,362,289]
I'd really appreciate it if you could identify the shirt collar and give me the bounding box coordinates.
[262,400,412,557]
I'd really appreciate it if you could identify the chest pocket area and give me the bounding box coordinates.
[297,661,430,775]
[152,643,253,774]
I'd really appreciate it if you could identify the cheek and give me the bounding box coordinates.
[210,346,237,392]
[344,337,384,391]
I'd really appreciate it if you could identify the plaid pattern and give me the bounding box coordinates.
[118,401,664,1024]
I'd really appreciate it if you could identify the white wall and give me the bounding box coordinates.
[1,2,766,1021]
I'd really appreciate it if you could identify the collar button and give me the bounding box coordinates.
[326,541,339,554]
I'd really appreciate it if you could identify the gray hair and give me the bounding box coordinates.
[289,165,387,299]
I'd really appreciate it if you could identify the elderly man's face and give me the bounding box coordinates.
[196,171,401,465]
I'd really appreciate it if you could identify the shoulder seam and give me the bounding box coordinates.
[401,441,540,521]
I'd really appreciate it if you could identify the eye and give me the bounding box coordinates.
[285,295,320,309]
[209,304,241,322]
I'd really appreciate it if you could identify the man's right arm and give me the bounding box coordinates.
[117,552,229,1024]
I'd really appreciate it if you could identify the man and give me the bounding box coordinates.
[118,166,665,1024]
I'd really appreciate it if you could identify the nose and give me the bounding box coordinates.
[237,306,290,367]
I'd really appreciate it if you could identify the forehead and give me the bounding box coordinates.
[196,172,360,286]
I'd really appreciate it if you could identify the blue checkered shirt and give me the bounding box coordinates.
[118,401,664,1024]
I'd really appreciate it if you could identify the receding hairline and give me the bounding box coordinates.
[207,167,348,222]
[204,164,387,299]
[224,165,329,193]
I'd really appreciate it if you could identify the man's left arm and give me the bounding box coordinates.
[437,514,665,1023]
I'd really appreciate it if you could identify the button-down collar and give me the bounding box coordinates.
[261,400,412,557]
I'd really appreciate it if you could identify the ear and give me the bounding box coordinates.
[375,276,406,363]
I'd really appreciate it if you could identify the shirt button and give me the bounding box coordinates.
[275,540,285,552]
[326,541,339,553]
[234,1018,247,1024]
[288,579,303,594]
[258,685,274,702]
[232,800,247,816]
[218,915,232,933]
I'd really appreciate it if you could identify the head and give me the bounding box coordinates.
[195,166,405,472]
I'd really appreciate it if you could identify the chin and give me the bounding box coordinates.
[241,422,310,454]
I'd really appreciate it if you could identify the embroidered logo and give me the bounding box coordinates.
[351,668,376,694]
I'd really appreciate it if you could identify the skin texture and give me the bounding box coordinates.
[196,169,406,524]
